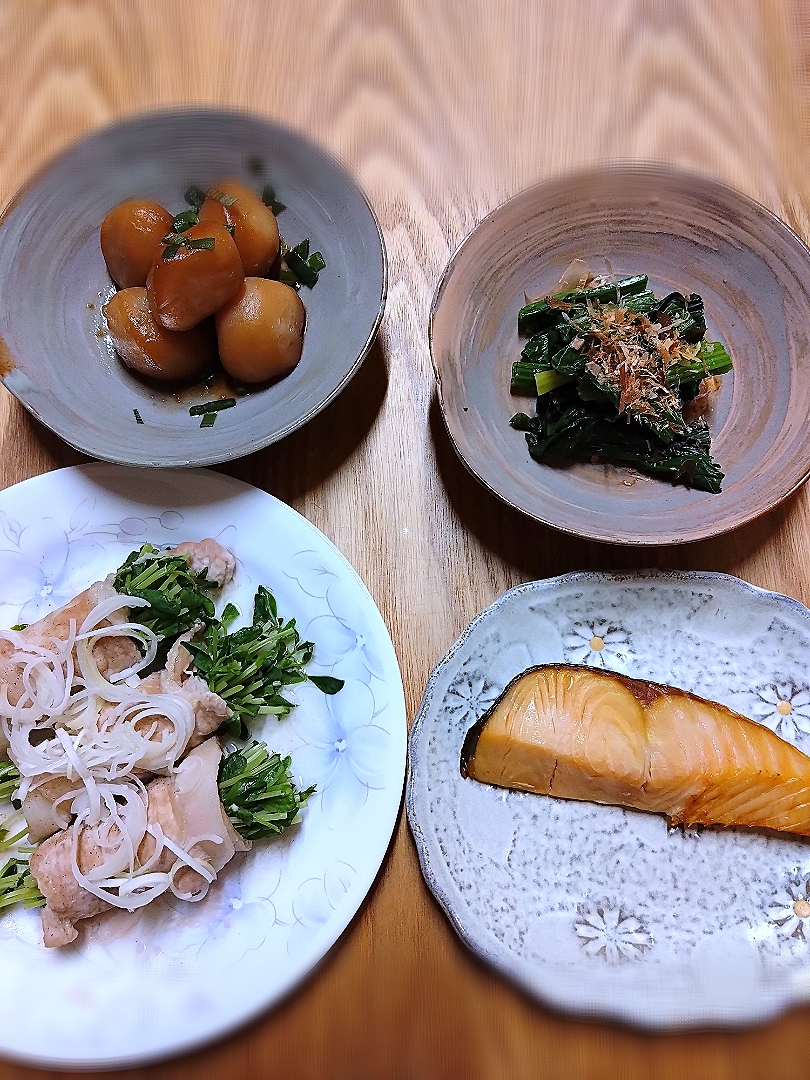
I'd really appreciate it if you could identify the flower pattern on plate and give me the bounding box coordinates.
[0,516,107,623]
[293,678,389,818]
[563,621,631,669]
[287,862,355,957]
[445,660,501,720]
[573,905,653,962]
[751,684,810,745]
[767,872,810,940]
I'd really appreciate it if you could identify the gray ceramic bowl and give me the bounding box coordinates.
[431,164,810,545]
[0,109,386,466]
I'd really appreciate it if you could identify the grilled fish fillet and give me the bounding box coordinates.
[461,665,810,834]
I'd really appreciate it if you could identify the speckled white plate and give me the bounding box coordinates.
[0,464,405,1068]
[407,572,810,1029]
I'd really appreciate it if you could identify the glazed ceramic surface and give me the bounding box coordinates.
[407,572,810,1028]
[0,109,386,467]
[431,164,810,544]
[0,464,405,1067]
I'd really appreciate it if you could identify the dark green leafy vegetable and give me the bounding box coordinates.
[509,272,732,491]
[9,624,27,632]
[219,742,314,840]
[512,386,724,493]
[185,585,344,740]
[113,544,218,641]
[189,398,236,416]
[518,275,648,336]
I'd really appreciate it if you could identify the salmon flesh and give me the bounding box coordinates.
[461,665,810,834]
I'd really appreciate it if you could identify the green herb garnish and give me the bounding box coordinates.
[189,398,236,416]
[184,186,207,211]
[185,585,344,740]
[113,543,218,641]
[280,238,324,289]
[219,742,314,840]
[9,624,27,633]
[200,413,217,428]
[171,209,200,234]
[261,184,286,215]
[161,234,216,259]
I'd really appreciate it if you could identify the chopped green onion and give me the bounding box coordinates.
[189,398,236,416]
[279,268,300,290]
[171,209,200,233]
[200,413,217,428]
[262,185,286,215]
[9,624,27,632]
[308,252,326,273]
[535,370,575,396]
[183,236,215,251]
[284,248,318,288]
[185,186,207,210]
[133,408,144,424]
[161,243,181,259]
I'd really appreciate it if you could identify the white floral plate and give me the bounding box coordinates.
[407,572,810,1029]
[0,464,406,1068]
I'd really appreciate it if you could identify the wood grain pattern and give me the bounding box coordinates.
[2,0,810,1076]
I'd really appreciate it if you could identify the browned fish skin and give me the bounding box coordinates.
[462,664,810,835]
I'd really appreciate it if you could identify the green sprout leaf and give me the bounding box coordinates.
[112,543,220,641]
[185,584,344,739]
[218,742,314,841]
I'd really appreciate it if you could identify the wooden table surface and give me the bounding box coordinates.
[2,1,810,1076]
